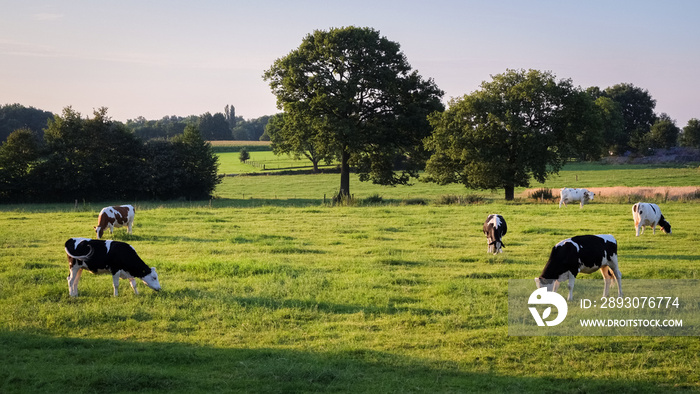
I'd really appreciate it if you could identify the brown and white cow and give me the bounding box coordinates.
[65,237,160,297]
[559,188,594,208]
[535,234,622,301]
[632,202,672,236]
[95,205,134,239]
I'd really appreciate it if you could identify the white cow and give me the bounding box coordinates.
[632,202,672,236]
[559,188,594,208]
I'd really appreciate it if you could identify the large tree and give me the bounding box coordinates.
[424,69,600,200]
[647,113,680,150]
[602,83,657,154]
[680,118,700,148]
[263,26,444,198]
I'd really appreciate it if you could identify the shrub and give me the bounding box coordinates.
[529,188,554,202]
[239,148,250,162]
[401,198,427,206]
[362,194,384,205]
[435,194,484,205]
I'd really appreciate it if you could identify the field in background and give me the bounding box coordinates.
[209,140,271,147]
[1,162,699,392]
[214,160,699,205]
[217,151,339,175]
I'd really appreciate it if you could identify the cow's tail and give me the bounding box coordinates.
[65,246,94,261]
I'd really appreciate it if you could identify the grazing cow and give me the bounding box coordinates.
[65,237,160,297]
[483,214,507,254]
[535,234,622,301]
[95,205,134,239]
[558,188,594,208]
[632,202,671,236]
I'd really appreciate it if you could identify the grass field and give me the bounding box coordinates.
[0,164,699,392]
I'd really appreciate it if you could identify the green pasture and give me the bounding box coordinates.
[1,165,699,392]
[214,161,700,204]
[217,150,338,175]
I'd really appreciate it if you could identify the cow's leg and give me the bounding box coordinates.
[67,265,82,297]
[129,278,139,295]
[112,274,120,296]
[601,267,613,298]
[567,276,576,301]
[559,199,564,208]
[127,221,133,235]
[635,221,641,236]
[607,257,623,298]
[652,224,656,235]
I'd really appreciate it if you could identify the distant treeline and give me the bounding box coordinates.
[0,107,220,203]
[0,103,273,143]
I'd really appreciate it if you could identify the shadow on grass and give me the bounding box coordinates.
[0,330,679,393]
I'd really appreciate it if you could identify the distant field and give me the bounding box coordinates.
[215,160,699,204]
[209,140,271,147]
[217,151,338,175]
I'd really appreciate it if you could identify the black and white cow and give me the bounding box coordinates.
[483,214,507,254]
[65,237,160,297]
[632,202,672,236]
[559,188,594,208]
[535,234,622,301]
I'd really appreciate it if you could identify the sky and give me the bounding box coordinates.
[2,0,699,127]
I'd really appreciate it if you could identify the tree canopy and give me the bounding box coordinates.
[0,107,220,202]
[0,103,53,143]
[601,83,657,154]
[263,26,444,198]
[680,118,700,148]
[424,69,600,200]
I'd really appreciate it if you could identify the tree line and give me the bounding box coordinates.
[0,107,220,203]
[0,103,272,143]
[263,26,700,200]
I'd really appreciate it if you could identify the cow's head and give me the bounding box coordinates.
[141,267,161,291]
[94,226,104,239]
[584,191,595,201]
[534,277,556,291]
[659,216,672,234]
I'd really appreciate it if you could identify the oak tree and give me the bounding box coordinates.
[424,69,600,200]
[264,26,444,198]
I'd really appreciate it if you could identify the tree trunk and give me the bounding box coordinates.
[504,184,515,201]
[339,149,350,198]
[312,159,319,173]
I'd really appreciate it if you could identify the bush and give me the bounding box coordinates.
[401,198,427,206]
[435,194,484,205]
[529,188,554,202]
[0,108,221,202]
[361,194,384,205]
[239,148,250,162]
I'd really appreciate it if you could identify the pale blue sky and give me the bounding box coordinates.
[2,1,699,127]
